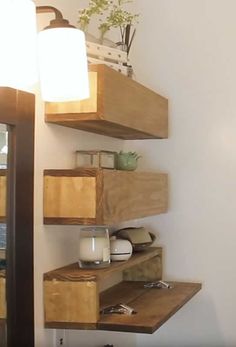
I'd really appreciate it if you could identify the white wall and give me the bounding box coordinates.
[127,0,236,346]
[33,0,236,346]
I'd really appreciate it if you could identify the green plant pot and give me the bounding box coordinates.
[116,154,138,171]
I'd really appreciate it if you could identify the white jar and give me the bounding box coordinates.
[110,237,133,261]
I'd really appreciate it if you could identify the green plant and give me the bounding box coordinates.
[78,0,139,54]
[78,0,110,32]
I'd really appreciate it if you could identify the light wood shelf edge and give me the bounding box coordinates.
[44,248,162,325]
[44,247,161,282]
[43,169,168,225]
[45,64,168,140]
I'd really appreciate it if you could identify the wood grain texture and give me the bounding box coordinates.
[98,281,202,333]
[123,255,162,282]
[44,176,96,219]
[44,119,162,140]
[0,174,6,219]
[45,281,201,333]
[43,247,202,333]
[45,321,97,330]
[44,168,98,177]
[101,65,168,137]
[45,64,168,140]
[43,169,168,225]
[100,281,147,310]
[44,248,161,282]
[44,217,97,225]
[44,248,162,326]
[102,170,168,224]
[44,280,99,324]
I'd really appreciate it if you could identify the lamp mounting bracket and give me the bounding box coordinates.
[36,6,75,29]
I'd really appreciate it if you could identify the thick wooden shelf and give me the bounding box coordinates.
[44,248,201,333]
[45,279,201,334]
[98,281,201,333]
[44,247,162,283]
[44,248,162,327]
[45,64,168,140]
[44,169,168,225]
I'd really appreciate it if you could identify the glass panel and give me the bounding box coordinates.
[0,124,7,346]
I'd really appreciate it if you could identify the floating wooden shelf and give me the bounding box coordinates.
[0,170,6,222]
[45,64,168,140]
[44,247,162,328]
[44,169,168,225]
[44,248,201,333]
[43,64,201,335]
[98,281,201,333]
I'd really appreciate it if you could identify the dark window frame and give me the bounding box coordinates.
[0,88,35,347]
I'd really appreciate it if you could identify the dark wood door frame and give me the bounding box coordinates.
[0,88,35,347]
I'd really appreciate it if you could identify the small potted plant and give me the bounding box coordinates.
[116,151,141,171]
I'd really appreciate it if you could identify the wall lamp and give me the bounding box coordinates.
[0,0,89,102]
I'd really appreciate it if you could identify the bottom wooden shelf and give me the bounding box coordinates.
[45,281,201,334]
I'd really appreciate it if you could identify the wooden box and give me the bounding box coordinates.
[45,64,168,140]
[43,169,168,225]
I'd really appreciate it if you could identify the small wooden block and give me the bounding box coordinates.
[44,279,99,324]
[123,254,162,282]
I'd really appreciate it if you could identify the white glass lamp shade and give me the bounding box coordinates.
[38,28,90,102]
[0,0,38,91]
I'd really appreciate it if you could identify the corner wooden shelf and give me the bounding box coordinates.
[44,247,162,328]
[0,170,6,222]
[44,169,168,225]
[45,64,168,140]
[44,247,201,334]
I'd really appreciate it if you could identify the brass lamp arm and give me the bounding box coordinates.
[36,6,75,29]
